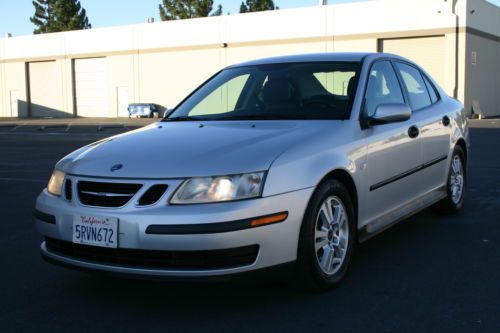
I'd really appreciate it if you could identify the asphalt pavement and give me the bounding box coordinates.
[0,119,499,332]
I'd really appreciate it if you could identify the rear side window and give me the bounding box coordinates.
[423,75,439,104]
[364,61,405,117]
[395,62,432,110]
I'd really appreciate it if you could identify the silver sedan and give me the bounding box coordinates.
[35,52,468,290]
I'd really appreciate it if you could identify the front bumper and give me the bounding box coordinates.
[35,181,313,278]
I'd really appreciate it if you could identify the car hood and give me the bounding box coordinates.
[57,121,341,179]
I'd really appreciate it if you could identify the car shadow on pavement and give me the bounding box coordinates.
[57,207,447,305]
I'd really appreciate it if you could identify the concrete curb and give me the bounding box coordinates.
[0,118,156,133]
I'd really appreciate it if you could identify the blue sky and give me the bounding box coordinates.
[1,0,499,37]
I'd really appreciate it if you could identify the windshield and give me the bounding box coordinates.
[166,62,360,121]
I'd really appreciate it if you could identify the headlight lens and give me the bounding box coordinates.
[171,172,265,204]
[47,170,65,196]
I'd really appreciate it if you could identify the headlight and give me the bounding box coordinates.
[47,170,65,196]
[171,172,265,204]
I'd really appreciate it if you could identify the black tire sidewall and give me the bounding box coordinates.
[297,179,356,290]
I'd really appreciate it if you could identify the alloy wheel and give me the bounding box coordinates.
[450,155,464,204]
[314,196,349,275]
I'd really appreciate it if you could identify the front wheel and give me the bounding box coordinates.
[432,145,466,214]
[296,179,356,291]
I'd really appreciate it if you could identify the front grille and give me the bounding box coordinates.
[77,181,142,207]
[138,184,168,206]
[45,238,259,270]
[64,179,72,201]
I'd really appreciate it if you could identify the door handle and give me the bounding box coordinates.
[408,125,420,139]
[442,116,450,126]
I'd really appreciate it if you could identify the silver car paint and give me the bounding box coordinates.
[57,120,345,180]
[35,52,469,276]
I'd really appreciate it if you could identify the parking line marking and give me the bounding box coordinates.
[0,132,111,137]
[10,122,27,131]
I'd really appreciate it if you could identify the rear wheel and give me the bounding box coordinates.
[296,179,355,291]
[432,145,466,214]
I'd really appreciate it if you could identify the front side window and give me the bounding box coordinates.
[166,62,360,121]
[364,61,405,117]
[395,62,432,110]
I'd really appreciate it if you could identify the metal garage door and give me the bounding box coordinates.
[74,58,108,117]
[29,61,65,117]
[380,36,446,86]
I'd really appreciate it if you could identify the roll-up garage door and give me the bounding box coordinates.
[380,36,445,87]
[74,58,108,117]
[29,61,66,117]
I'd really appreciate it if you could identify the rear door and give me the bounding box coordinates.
[394,62,451,193]
[362,60,422,227]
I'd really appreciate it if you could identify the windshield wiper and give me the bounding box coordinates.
[163,116,206,122]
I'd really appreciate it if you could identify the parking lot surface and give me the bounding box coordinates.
[0,120,499,332]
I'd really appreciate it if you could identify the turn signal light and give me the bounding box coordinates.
[250,212,288,227]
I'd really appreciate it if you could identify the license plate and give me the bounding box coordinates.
[73,215,118,248]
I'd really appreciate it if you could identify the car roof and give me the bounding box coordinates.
[228,52,403,68]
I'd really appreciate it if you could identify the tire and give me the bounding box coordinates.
[432,145,466,214]
[296,178,356,291]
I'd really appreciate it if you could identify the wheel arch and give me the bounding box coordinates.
[319,169,359,227]
[456,138,468,162]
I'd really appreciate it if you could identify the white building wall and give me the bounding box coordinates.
[0,41,4,116]
[0,0,498,118]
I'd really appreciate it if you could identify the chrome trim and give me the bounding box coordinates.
[80,191,134,198]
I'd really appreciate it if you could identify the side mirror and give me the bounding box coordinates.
[368,103,411,126]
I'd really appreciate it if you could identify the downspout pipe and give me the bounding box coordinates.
[452,0,460,99]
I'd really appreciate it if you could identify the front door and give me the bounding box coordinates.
[361,61,422,229]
